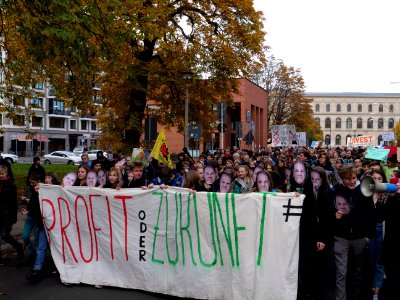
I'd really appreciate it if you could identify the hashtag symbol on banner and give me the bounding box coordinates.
[282,198,303,222]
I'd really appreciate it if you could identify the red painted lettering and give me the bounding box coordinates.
[58,197,78,264]
[89,194,102,261]
[105,196,114,260]
[75,195,94,263]
[41,198,56,247]
[114,195,134,261]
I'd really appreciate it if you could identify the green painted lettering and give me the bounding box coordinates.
[180,192,197,266]
[165,192,179,265]
[231,193,246,267]
[213,192,235,266]
[257,193,267,266]
[151,192,164,264]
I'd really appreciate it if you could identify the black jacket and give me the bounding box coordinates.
[0,177,18,224]
[332,184,376,240]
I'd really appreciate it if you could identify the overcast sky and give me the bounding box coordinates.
[254,0,400,93]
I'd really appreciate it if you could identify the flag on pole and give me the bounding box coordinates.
[151,128,173,168]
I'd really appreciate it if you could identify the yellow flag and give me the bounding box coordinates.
[151,128,173,168]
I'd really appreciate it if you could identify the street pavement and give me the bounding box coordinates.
[0,214,175,300]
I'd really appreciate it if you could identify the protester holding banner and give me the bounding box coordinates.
[254,171,273,192]
[332,166,376,300]
[0,165,23,266]
[26,178,48,283]
[103,167,122,190]
[380,175,400,299]
[290,160,330,300]
[368,170,389,300]
[73,165,89,186]
[233,165,253,194]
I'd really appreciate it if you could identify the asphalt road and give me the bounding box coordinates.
[0,254,175,300]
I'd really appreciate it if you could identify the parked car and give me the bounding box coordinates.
[43,151,82,165]
[87,149,103,160]
[1,153,19,163]
[72,146,87,156]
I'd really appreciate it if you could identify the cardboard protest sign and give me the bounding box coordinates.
[39,185,304,300]
[296,132,307,147]
[271,125,297,147]
[365,147,390,162]
[347,135,374,147]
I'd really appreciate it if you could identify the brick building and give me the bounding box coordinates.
[144,78,268,155]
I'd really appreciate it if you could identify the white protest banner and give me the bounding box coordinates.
[39,185,304,300]
[365,147,390,162]
[346,135,374,147]
[271,125,296,147]
[296,132,307,146]
[381,132,394,142]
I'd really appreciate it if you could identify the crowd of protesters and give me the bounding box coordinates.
[0,146,399,299]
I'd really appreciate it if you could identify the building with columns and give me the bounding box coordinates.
[306,93,400,146]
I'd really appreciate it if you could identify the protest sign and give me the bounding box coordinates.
[365,147,390,162]
[347,135,374,147]
[296,132,307,147]
[271,125,296,147]
[382,132,395,142]
[39,186,304,300]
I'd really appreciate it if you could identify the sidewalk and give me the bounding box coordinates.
[1,213,25,255]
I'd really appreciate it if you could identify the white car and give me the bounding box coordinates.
[43,151,82,165]
[1,153,19,163]
[87,149,103,160]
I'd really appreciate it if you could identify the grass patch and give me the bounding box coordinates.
[11,163,76,191]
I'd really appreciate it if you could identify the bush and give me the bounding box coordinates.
[12,163,76,191]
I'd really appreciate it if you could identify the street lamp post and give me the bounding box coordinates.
[182,71,193,149]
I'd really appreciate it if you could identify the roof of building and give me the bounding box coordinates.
[305,92,400,97]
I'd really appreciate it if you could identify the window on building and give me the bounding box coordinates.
[368,104,372,112]
[91,121,97,131]
[379,104,383,112]
[367,118,373,129]
[48,85,56,97]
[81,120,88,130]
[31,98,43,109]
[335,135,341,146]
[34,83,44,90]
[49,117,65,129]
[13,95,25,106]
[389,105,394,113]
[346,118,352,129]
[32,116,42,127]
[326,104,330,112]
[389,118,394,129]
[13,115,25,126]
[378,118,384,129]
[358,104,362,112]
[70,120,76,130]
[50,100,64,113]
[325,118,331,128]
[315,104,320,112]
[0,114,2,125]
[336,104,341,112]
[336,117,341,128]
[347,104,351,112]
[315,117,320,125]
[357,118,363,129]
[325,135,331,145]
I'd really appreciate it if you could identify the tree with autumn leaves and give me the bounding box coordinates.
[251,54,323,143]
[0,0,265,151]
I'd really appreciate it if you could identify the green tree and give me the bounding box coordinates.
[251,54,322,142]
[0,0,265,151]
